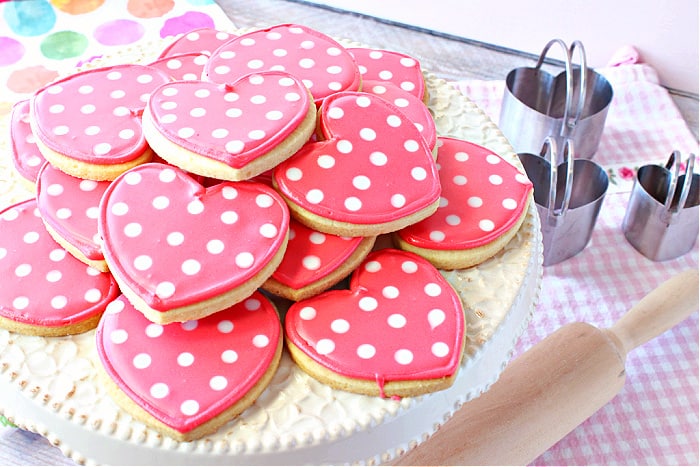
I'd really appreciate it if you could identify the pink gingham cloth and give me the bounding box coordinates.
[457,63,699,465]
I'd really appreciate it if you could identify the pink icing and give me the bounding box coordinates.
[30,64,171,164]
[347,47,425,100]
[10,99,46,183]
[361,79,436,150]
[285,249,464,389]
[0,199,119,328]
[96,292,280,434]
[145,71,313,170]
[204,23,361,105]
[36,162,110,262]
[273,91,440,225]
[149,52,209,81]
[396,137,533,249]
[271,218,365,290]
[98,163,289,312]
[158,27,237,58]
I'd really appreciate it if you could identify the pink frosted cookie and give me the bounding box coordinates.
[347,47,426,102]
[142,71,316,181]
[36,162,111,272]
[158,27,237,58]
[362,79,436,153]
[394,137,533,269]
[29,64,171,181]
[273,91,441,237]
[96,292,282,441]
[204,23,361,106]
[148,52,209,81]
[0,199,119,336]
[285,248,465,397]
[262,218,376,301]
[10,99,47,189]
[98,163,289,324]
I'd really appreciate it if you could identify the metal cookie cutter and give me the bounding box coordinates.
[622,151,699,261]
[500,39,613,163]
[518,137,609,266]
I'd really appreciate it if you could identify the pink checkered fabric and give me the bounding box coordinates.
[456,63,699,465]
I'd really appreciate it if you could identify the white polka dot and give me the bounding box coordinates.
[395,349,414,365]
[207,239,225,254]
[364,261,381,272]
[306,189,324,204]
[23,231,40,244]
[330,319,350,334]
[316,339,335,355]
[220,211,238,224]
[432,342,450,358]
[429,231,446,242]
[359,296,378,311]
[221,186,238,199]
[286,167,302,181]
[327,107,344,119]
[212,128,229,138]
[359,128,376,141]
[317,155,335,169]
[187,200,204,214]
[479,219,495,231]
[80,179,98,191]
[150,383,169,399]
[245,298,261,310]
[177,352,195,367]
[503,198,518,210]
[386,115,402,127]
[259,223,278,238]
[124,222,142,238]
[46,183,64,196]
[424,283,442,297]
[299,306,317,320]
[133,353,151,369]
[181,320,198,331]
[411,167,427,181]
[302,255,321,270]
[110,329,128,344]
[49,249,66,261]
[336,140,353,154]
[404,140,420,152]
[46,270,62,282]
[217,320,234,333]
[382,286,399,299]
[167,231,185,246]
[12,296,29,310]
[357,344,376,359]
[446,214,461,226]
[84,288,102,303]
[253,334,269,348]
[180,400,199,416]
[105,300,124,315]
[428,308,446,329]
[369,151,388,166]
[453,175,467,185]
[155,281,176,299]
[391,194,406,208]
[468,196,483,208]
[256,194,274,208]
[146,323,163,338]
[387,313,407,328]
[486,154,502,164]
[181,259,201,275]
[81,104,96,114]
[152,195,170,210]
[111,202,129,216]
[55,208,72,220]
[221,350,238,363]
[15,263,31,277]
[235,252,254,268]
[344,197,362,211]
[226,140,244,153]
[489,174,503,185]
[352,175,371,190]
[210,376,228,391]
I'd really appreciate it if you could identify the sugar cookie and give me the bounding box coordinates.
[10,99,46,189]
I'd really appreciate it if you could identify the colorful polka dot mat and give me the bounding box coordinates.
[0,0,234,116]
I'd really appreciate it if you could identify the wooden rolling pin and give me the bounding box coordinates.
[394,269,699,465]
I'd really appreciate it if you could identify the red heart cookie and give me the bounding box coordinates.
[10,99,46,187]
[263,218,376,301]
[36,161,111,271]
[96,292,282,441]
[285,248,465,398]
[158,27,237,58]
[30,64,172,181]
[142,71,316,181]
[273,91,441,237]
[0,199,119,336]
[204,23,361,105]
[395,137,533,269]
[361,79,436,152]
[98,163,289,324]
[148,52,209,81]
[347,47,426,101]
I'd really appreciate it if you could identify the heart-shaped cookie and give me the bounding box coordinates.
[273,91,441,237]
[285,248,465,397]
[10,99,46,188]
[0,199,119,336]
[98,163,289,324]
[30,64,172,181]
[262,218,376,301]
[96,292,282,441]
[204,23,361,106]
[347,47,426,101]
[158,27,237,58]
[395,137,533,269]
[36,161,111,272]
[142,71,316,181]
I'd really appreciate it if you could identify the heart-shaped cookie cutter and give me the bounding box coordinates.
[500,39,613,163]
[518,137,609,266]
[622,151,699,261]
